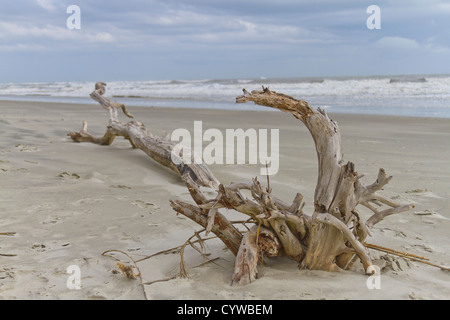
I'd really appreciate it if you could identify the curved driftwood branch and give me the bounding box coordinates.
[237,86,343,214]
[235,87,414,274]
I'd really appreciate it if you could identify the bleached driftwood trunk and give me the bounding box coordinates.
[68,82,219,189]
[69,83,414,286]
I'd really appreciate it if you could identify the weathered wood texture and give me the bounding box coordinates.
[234,87,414,276]
[68,82,219,189]
[69,83,414,286]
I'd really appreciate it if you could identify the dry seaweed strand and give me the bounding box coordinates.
[102,218,254,292]
[101,229,227,295]
[101,214,260,292]
[136,219,253,275]
[115,262,140,279]
[142,276,178,286]
[179,228,231,278]
[364,243,450,271]
[135,246,180,263]
[179,231,206,278]
[101,249,148,300]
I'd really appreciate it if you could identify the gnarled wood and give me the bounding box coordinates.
[69,83,414,286]
[170,199,243,256]
[231,225,281,286]
[237,87,343,214]
[236,87,413,274]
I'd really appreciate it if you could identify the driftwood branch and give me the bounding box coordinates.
[233,87,414,274]
[231,225,281,286]
[68,82,219,189]
[69,83,415,286]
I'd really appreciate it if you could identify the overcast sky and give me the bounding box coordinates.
[1,0,449,82]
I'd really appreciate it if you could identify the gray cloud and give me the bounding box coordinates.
[0,0,449,82]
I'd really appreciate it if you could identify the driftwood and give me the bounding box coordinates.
[68,82,219,189]
[69,83,414,286]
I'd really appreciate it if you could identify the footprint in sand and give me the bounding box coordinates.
[14,144,39,152]
[0,167,27,173]
[414,209,450,222]
[42,216,62,225]
[405,189,444,199]
[379,255,412,273]
[31,244,47,252]
[110,185,131,189]
[0,267,15,281]
[132,200,159,211]
[410,244,434,253]
[0,159,27,173]
[57,172,80,179]
[379,227,407,238]
[70,197,103,206]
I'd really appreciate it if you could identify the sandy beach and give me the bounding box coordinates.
[0,99,449,300]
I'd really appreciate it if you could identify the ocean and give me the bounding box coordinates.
[1,74,449,118]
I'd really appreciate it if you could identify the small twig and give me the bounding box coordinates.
[0,232,16,236]
[136,247,180,263]
[142,257,221,286]
[256,221,262,244]
[179,235,197,277]
[142,276,177,286]
[0,253,17,257]
[265,162,271,193]
[179,230,213,278]
[364,243,428,261]
[230,218,256,231]
[364,243,450,271]
[193,257,221,269]
[406,257,450,271]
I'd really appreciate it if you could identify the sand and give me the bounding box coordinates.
[0,100,449,300]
